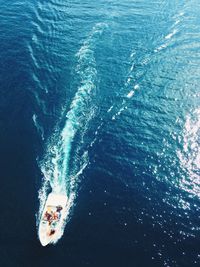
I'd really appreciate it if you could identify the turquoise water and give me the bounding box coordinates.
[0,0,200,266]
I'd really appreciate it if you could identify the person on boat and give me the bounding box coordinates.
[43,207,55,225]
[53,206,63,221]
[53,212,59,220]
[44,211,52,221]
[56,206,63,212]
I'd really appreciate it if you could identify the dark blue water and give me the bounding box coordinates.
[1,0,200,266]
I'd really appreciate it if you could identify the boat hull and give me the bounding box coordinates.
[38,193,68,246]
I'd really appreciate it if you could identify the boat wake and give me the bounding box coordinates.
[154,10,184,53]
[37,23,107,244]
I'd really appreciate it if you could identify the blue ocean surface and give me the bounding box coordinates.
[0,0,200,266]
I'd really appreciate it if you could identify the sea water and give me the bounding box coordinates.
[0,0,200,266]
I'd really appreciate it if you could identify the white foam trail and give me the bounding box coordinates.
[127,90,134,98]
[111,47,142,119]
[165,29,178,40]
[179,11,184,17]
[59,22,107,186]
[37,23,107,243]
[174,19,180,26]
[130,51,136,58]
[154,43,168,53]
[134,84,140,90]
[127,83,140,99]
[107,105,113,113]
[32,113,44,140]
[154,9,185,53]
[113,82,140,119]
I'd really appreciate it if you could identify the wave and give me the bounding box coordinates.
[154,10,184,53]
[37,23,107,244]
[32,113,44,140]
[164,28,178,40]
[110,47,147,120]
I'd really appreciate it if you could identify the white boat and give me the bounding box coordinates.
[38,192,68,246]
